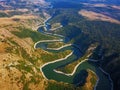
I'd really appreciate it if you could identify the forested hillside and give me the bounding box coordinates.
[47,1,120,90]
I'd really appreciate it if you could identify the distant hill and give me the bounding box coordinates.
[46,0,120,5]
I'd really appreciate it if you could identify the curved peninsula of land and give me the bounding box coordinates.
[34,15,113,90]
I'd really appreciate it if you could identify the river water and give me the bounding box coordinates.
[35,14,113,90]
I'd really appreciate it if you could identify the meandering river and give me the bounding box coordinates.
[35,15,113,90]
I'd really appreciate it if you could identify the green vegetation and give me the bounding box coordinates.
[16,61,32,73]
[0,12,9,17]
[0,10,28,18]
[8,11,27,16]
[90,76,97,85]
[12,26,58,42]
[46,81,76,90]
[47,42,65,48]
[56,57,84,73]
[56,47,92,74]
[46,69,97,90]
[50,7,120,54]
[46,82,75,90]
[4,37,42,88]
[5,36,75,89]
[41,50,72,63]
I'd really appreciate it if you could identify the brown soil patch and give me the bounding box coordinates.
[79,10,120,24]
[111,5,120,10]
[0,42,9,53]
[0,28,34,55]
[0,10,46,90]
[0,67,23,90]
[83,3,107,8]
[81,70,98,90]
[29,80,46,90]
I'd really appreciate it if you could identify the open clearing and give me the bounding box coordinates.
[79,9,120,24]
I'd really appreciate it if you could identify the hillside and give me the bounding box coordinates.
[0,1,99,90]
[47,0,120,5]
[0,0,120,90]
[47,1,120,90]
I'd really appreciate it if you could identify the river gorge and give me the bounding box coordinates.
[34,14,113,90]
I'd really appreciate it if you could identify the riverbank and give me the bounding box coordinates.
[35,14,113,90]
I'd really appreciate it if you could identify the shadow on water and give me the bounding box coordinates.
[94,67,112,90]
[38,27,45,32]
[87,61,112,90]
[73,70,88,86]
[70,60,112,90]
